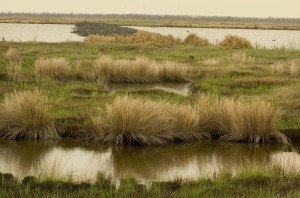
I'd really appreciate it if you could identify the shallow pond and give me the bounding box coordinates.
[0,140,299,183]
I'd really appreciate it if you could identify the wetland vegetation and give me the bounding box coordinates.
[0,31,299,196]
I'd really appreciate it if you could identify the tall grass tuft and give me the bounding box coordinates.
[159,61,188,82]
[217,98,288,143]
[5,48,21,63]
[220,35,252,48]
[94,56,187,83]
[271,61,289,74]
[290,60,300,78]
[35,58,70,81]
[93,96,175,145]
[0,90,59,139]
[96,75,109,92]
[93,96,209,145]
[183,33,210,46]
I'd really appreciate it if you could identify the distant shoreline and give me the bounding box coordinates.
[1,13,300,31]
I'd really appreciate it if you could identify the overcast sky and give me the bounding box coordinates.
[1,0,300,18]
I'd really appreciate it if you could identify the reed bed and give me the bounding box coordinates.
[35,58,70,80]
[92,95,288,145]
[85,32,252,48]
[94,56,187,83]
[220,34,252,48]
[0,90,59,140]
[85,31,181,45]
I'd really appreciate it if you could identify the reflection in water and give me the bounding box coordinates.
[0,140,298,182]
[109,83,191,96]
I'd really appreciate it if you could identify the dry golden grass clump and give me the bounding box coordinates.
[92,95,287,145]
[229,52,255,64]
[72,61,95,81]
[85,31,181,45]
[93,96,175,145]
[5,48,21,63]
[290,60,300,78]
[93,96,210,145]
[0,90,59,140]
[35,58,70,80]
[183,33,210,46]
[196,95,288,143]
[220,35,252,48]
[94,56,159,83]
[159,61,188,82]
[94,56,187,83]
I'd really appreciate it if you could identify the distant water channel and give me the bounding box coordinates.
[0,23,84,42]
[0,140,299,183]
[0,23,300,49]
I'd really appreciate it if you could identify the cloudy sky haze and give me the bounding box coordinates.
[1,0,300,18]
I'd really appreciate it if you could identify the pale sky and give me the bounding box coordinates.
[1,0,300,18]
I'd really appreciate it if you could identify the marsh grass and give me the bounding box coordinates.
[6,62,23,82]
[35,58,70,81]
[92,95,287,145]
[229,52,255,64]
[5,48,21,63]
[271,61,289,74]
[0,90,59,139]
[183,33,210,46]
[85,31,182,45]
[290,60,300,78]
[94,56,187,83]
[203,58,220,66]
[220,34,252,48]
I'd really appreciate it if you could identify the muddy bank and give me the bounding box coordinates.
[72,22,138,36]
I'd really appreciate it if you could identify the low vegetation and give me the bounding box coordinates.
[183,33,210,46]
[291,60,300,78]
[35,57,70,81]
[94,56,188,83]
[220,34,252,48]
[93,95,288,145]
[0,90,59,139]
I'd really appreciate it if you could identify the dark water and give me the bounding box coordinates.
[0,140,298,183]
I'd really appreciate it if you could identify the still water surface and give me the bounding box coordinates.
[0,23,84,42]
[0,140,298,183]
[0,23,300,49]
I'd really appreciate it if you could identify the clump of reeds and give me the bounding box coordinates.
[85,31,182,45]
[0,90,59,139]
[93,96,175,145]
[94,56,187,83]
[159,61,187,82]
[92,95,288,145]
[220,35,252,48]
[229,52,255,64]
[5,48,21,63]
[290,60,300,78]
[93,96,209,145]
[183,33,210,46]
[35,58,70,81]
